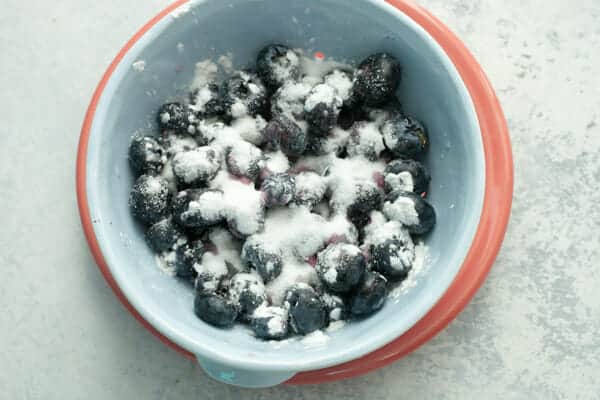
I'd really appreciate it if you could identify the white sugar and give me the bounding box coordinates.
[217,53,234,74]
[389,242,428,299]
[189,86,214,113]
[383,196,420,226]
[264,150,290,173]
[191,59,218,89]
[266,259,318,305]
[304,83,342,111]
[324,69,353,101]
[232,116,267,146]
[327,156,385,211]
[326,320,346,332]
[348,122,385,159]
[207,227,244,272]
[300,330,330,347]
[171,147,218,185]
[385,171,414,192]
[132,60,146,72]
[252,305,288,336]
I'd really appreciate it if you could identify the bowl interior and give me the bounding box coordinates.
[86,0,484,371]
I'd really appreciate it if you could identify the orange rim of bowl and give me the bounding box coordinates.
[76,0,513,384]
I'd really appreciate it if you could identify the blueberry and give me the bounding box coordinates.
[337,104,368,130]
[369,225,415,280]
[265,115,307,157]
[159,133,198,157]
[129,174,170,224]
[242,239,283,283]
[223,71,268,118]
[145,218,182,252]
[251,305,289,340]
[352,53,402,106]
[304,84,343,135]
[189,83,224,118]
[171,189,224,229]
[349,270,388,317]
[384,159,430,195]
[347,121,385,161]
[128,135,166,175]
[171,146,221,188]
[260,173,295,207]
[194,292,239,328]
[256,44,300,90]
[316,243,365,293]
[225,141,265,180]
[157,102,193,133]
[229,273,267,317]
[270,81,312,121]
[293,171,327,208]
[381,115,429,157]
[174,239,204,279]
[284,284,328,335]
[383,190,436,235]
[346,182,383,230]
[320,292,347,321]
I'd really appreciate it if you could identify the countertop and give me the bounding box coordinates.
[1,0,599,398]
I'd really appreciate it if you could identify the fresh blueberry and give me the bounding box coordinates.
[383,190,436,235]
[128,135,166,175]
[368,224,415,280]
[223,71,268,118]
[284,284,328,335]
[352,53,402,106]
[347,121,385,161]
[293,171,327,208]
[174,239,204,279]
[256,44,300,90]
[225,141,265,180]
[349,270,388,317]
[157,102,193,133]
[145,218,182,252]
[189,83,224,118]
[265,115,307,157]
[171,189,224,230]
[320,292,347,321]
[251,305,289,340]
[171,146,221,188]
[229,273,267,317]
[241,239,283,283]
[337,104,368,130]
[381,114,429,157]
[194,292,239,328]
[260,173,295,207]
[129,174,171,225]
[316,243,366,293]
[304,84,343,135]
[384,159,430,195]
[346,182,383,230]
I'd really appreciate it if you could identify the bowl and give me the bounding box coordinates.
[77,0,513,388]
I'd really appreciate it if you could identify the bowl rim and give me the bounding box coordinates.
[76,0,512,384]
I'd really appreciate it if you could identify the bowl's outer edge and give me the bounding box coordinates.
[75,0,513,385]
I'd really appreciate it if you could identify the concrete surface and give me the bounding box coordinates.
[1,0,599,398]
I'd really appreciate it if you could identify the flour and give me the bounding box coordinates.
[132,60,146,72]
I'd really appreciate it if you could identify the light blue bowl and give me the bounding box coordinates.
[83,0,484,387]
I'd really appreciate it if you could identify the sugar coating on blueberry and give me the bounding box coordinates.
[265,115,307,157]
[352,53,402,106]
[381,115,429,157]
[256,44,301,90]
[383,190,436,235]
[129,174,171,224]
[145,218,182,253]
[251,304,289,340]
[384,159,430,194]
[324,69,354,103]
[157,102,194,133]
[347,121,385,161]
[284,284,328,335]
[173,239,204,279]
[226,141,265,180]
[261,173,296,207]
[223,71,268,118]
[242,238,283,283]
[189,83,223,117]
[129,135,166,175]
[171,188,224,229]
[292,171,327,208]
[171,146,221,187]
[316,243,365,293]
[304,83,343,135]
[271,80,313,120]
[229,272,267,317]
[320,292,346,321]
[365,220,415,280]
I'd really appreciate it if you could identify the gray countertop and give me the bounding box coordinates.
[1,0,599,398]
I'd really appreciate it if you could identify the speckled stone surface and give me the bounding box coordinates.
[1,0,599,398]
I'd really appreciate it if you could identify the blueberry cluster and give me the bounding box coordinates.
[128,45,436,340]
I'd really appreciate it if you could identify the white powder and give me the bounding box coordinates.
[171,147,219,185]
[191,60,218,89]
[154,253,177,276]
[252,305,288,337]
[266,259,318,305]
[324,69,353,101]
[132,60,146,71]
[381,121,399,148]
[264,150,290,173]
[348,122,385,159]
[188,86,214,113]
[186,190,224,222]
[304,83,342,111]
[230,101,248,118]
[383,196,420,226]
[272,49,300,83]
[389,242,428,299]
[385,171,414,192]
[176,42,185,53]
[300,330,330,347]
[327,156,386,211]
[208,228,244,272]
[326,320,346,332]
[217,53,234,74]
[160,160,177,192]
[232,115,267,145]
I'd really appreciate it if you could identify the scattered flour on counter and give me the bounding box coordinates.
[132,60,146,71]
